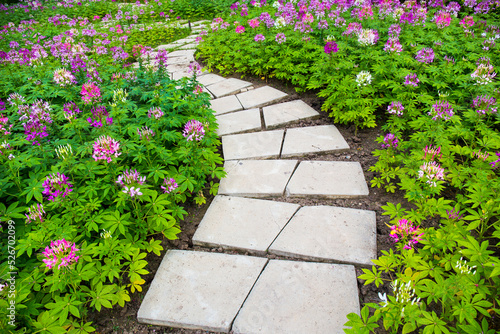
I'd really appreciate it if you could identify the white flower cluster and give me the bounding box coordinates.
[356,70,372,87]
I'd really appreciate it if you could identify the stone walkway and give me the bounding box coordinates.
[137,23,376,334]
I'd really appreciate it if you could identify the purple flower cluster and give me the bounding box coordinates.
[155,49,168,68]
[387,101,404,116]
[415,47,435,63]
[42,172,73,201]
[188,61,202,76]
[92,135,121,163]
[42,239,79,270]
[490,152,500,169]
[254,34,265,42]
[382,133,399,149]
[25,203,45,224]
[383,38,403,53]
[275,33,286,44]
[324,41,338,54]
[63,102,81,121]
[161,178,178,194]
[388,24,401,38]
[81,82,101,105]
[87,105,112,128]
[404,73,419,87]
[18,99,53,145]
[183,120,205,141]
[418,161,445,187]
[116,169,146,198]
[472,95,497,115]
[429,100,454,120]
[137,126,155,141]
[0,114,13,137]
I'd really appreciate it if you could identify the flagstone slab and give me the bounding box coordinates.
[167,63,190,73]
[168,49,195,58]
[236,86,288,109]
[137,250,267,333]
[210,95,244,115]
[232,260,360,334]
[222,130,284,160]
[206,78,253,98]
[263,100,321,129]
[269,206,376,266]
[173,37,196,45]
[179,43,197,50]
[167,55,194,65]
[286,161,369,198]
[198,74,226,87]
[281,125,349,157]
[193,196,300,255]
[219,160,298,197]
[216,109,261,136]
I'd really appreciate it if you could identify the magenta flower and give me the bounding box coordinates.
[472,95,497,115]
[183,120,205,141]
[155,49,168,68]
[429,101,453,120]
[491,152,500,169]
[382,133,398,149]
[423,145,442,160]
[388,24,401,38]
[418,161,445,187]
[188,61,202,76]
[63,102,81,121]
[387,101,404,116]
[404,73,419,87]
[92,135,121,163]
[235,25,245,33]
[0,114,13,136]
[42,172,73,201]
[435,11,451,28]
[161,178,178,194]
[324,41,338,54]
[254,34,265,42]
[275,33,286,44]
[137,126,155,141]
[87,105,112,128]
[383,38,403,53]
[415,48,435,64]
[148,107,164,119]
[389,219,423,250]
[42,239,80,270]
[25,203,45,224]
[81,82,101,105]
[460,15,474,28]
[248,18,260,28]
[116,169,146,197]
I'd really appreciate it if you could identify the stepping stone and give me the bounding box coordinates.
[286,161,369,198]
[222,130,284,160]
[178,43,197,50]
[219,160,298,197]
[138,250,267,333]
[167,63,189,73]
[210,95,243,115]
[193,196,300,255]
[216,108,261,136]
[263,100,320,129]
[168,49,195,58]
[232,260,360,334]
[236,86,288,109]
[206,78,253,98]
[173,37,196,44]
[269,206,377,266]
[167,55,194,65]
[281,125,349,157]
[157,43,177,50]
[198,73,226,86]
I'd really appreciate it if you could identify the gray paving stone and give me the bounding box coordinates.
[232,260,360,334]
[269,206,376,266]
[219,160,298,197]
[193,196,300,254]
[167,55,194,65]
[198,74,226,87]
[263,100,320,129]
[167,63,189,74]
[173,37,196,45]
[236,86,288,109]
[206,78,253,98]
[222,130,284,160]
[157,43,178,50]
[210,95,243,115]
[138,250,267,333]
[168,49,195,58]
[281,125,349,157]
[178,43,197,50]
[216,109,261,136]
[286,161,369,198]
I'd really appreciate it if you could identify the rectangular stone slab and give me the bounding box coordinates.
[269,206,377,266]
[206,78,253,98]
[286,161,369,198]
[263,100,320,129]
[219,160,298,197]
[216,109,261,136]
[236,86,288,109]
[168,49,195,58]
[193,196,300,254]
[137,250,267,333]
[232,260,360,334]
[210,95,244,115]
[281,125,349,157]
[222,130,284,160]
[198,74,226,87]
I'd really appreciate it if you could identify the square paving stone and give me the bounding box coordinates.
[236,86,288,109]
[210,95,244,115]
[263,100,320,129]
[222,130,284,160]
[193,196,300,254]
[216,109,261,136]
[206,78,253,98]
[137,250,267,333]
[219,160,298,197]
[198,74,226,87]
[232,260,360,334]
[269,206,377,266]
[286,161,369,198]
[281,125,349,157]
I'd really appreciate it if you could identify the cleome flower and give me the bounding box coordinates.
[42,172,73,201]
[92,135,121,163]
[356,70,372,87]
[389,219,423,250]
[161,178,178,194]
[116,169,146,198]
[418,161,445,187]
[42,239,80,270]
[183,120,205,141]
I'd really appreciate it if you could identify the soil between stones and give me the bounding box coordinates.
[90,73,404,334]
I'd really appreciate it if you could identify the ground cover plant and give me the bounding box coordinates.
[0,1,224,332]
[196,0,500,332]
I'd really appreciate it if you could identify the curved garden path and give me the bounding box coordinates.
[137,21,377,334]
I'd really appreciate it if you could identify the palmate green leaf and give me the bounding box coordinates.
[89,282,116,312]
[33,310,67,334]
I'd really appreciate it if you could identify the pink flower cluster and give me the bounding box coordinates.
[161,178,178,194]
[42,239,80,270]
[404,73,419,87]
[418,161,445,187]
[53,68,76,87]
[415,47,435,63]
[81,82,101,105]
[387,101,404,116]
[382,133,399,148]
[63,102,81,121]
[148,107,164,119]
[429,100,453,120]
[25,203,45,224]
[423,145,442,160]
[472,95,497,115]
[389,219,423,250]
[92,135,121,163]
[87,105,112,128]
[183,120,205,141]
[275,33,286,44]
[137,126,155,141]
[0,114,13,137]
[116,169,146,198]
[434,11,451,28]
[42,172,73,201]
